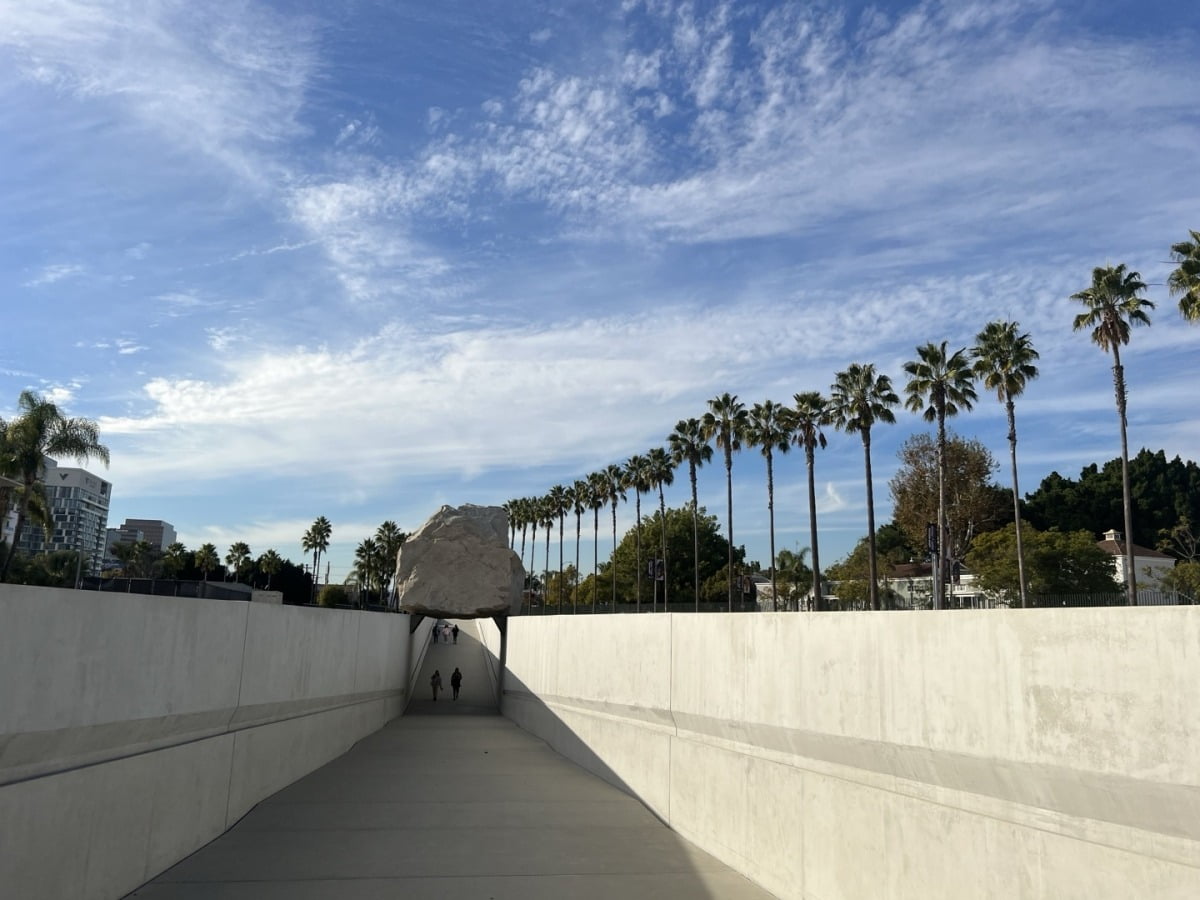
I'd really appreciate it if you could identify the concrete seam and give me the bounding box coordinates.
[224,604,253,828]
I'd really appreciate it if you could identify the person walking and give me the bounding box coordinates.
[432,622,439,644]
[452,624,459,644]
[430,669,442,701]
[450,667,462,700]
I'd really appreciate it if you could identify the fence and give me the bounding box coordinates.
[79,576,252,602]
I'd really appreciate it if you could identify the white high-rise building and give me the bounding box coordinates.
[13,458,112,575]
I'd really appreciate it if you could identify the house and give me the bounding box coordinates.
[1096,528,1176,590]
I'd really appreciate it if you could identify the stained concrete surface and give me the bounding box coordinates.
[129,620,775,899]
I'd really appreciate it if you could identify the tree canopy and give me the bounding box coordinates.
[966,523,1119,600]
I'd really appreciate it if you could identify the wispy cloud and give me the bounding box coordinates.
[23,263,82,286]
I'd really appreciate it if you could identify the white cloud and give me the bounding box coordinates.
[24,263,82,286]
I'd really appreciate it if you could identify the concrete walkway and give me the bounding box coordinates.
[129,620,775,899]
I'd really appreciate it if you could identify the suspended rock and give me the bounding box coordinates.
[395,504,525,618]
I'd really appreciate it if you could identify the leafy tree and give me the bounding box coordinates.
[195,543,219,582]
[828,364,899,611]
[791,391,829,610]
[1159,561,1200,603]
[1159,518,1198,562]
[903,341,977,610]
[1071,263,1153,605]
[826,524,915,611]
[889,433,1007,567]
[668,417,713,611]
[966,523,1119,602]
[317,584,350,607]
[0,390,110,581]
[745,400,795,610]
[701,392,749,610]
[1168,229,1200,322]
[972,320,1040,607]
[774,546,812,611]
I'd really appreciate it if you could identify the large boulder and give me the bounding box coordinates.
[395,504,525,618]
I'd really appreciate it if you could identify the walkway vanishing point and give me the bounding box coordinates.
[129,620,775,899]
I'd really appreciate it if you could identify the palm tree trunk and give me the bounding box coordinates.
[766,452,778,611]
[543,527,550,615]
[574,511,581,614]
[635,494,643,612]
[1006,396,1029,608]
[593,508,599,613]
[1113,351,1137,606]
[658,484,668,612]
[935,412,947,611]
[863,431,880,611]
[690,463,700,612]
[558,514,565,611]
[806,446,823,611]
[610,505,618,609]
[725,444,734,612]
[0,494,30,581]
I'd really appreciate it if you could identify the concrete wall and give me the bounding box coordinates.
[493,609,1200,899]
[0,585,415,900]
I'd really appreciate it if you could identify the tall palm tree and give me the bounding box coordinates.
[745,400,795,610]
[587,471,607,612]
[623,454,651,611]
[503,499,519,549]
[0,390,110,581]
[791,392,829,611]
[903,342,977,610]
[1168,229,1200,322]
[225,542,252,584]
[514,497,531,591]
[375,520,406,604]
[668,417,713,611]
[972,321,1040,608]
[603,463,627,608]
[828,364,899,611]
[258,548,283,590]
[571,479,589,613]
[195,543,219,582]
[645,446,675,611]
[701,393,749,611]
[540,495,555,613]
[163,541,190,581]
[355,537,380,605]
[548,484,568,610]
[528,498,540,611]
[1071,263,1154,605]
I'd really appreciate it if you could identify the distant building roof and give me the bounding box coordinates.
[1097,529,1173,560]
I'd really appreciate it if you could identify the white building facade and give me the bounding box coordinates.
[13,458,112,575]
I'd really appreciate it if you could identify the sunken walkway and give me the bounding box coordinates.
[129,620,775,899]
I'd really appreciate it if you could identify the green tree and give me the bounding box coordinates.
[889,432,1007,569]
[195,543,219,582]
[668,417,713,611]
[317,584,349,608]
[745,400,794,609]
[258,548,283,589]
[225,542,252,583]
[903,341,977,610]
[967,523,1119,602]
[972,320,1040,607]
[354,537,380,605]
[791,392,830,610]
[701,392,749,610]
[374,520,406,602]
[1071,263,1153,605]
[602,463,627,608]
[828,364,899,611]
[774,546,813,611]
[162,542,189,580]
[1168,229,1200,322]
[1159,561,1200,603]
[0,390,110,581]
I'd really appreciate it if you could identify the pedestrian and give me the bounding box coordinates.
[450,667,462,700]
[452,624,459,644]
[430,669,442,701]
[432,621,439,643]
[442,623,452,643]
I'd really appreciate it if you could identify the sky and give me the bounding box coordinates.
[2,0,1198,585]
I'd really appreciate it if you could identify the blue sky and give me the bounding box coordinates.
[3,0,1198,584]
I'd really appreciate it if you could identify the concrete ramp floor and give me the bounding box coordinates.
[129,624,775,899]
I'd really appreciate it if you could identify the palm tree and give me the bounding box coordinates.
[791,392,829,611]
[668,417,713,611]
[603,463,627,608]
[375,520,406,604]
[828,364,899,611]
[1168,229,1200,322]
[503,499,519,549]
[903,342,977,610]
[0,390,110,581]
[225,542,252,584]
[701,393,749,611]
[195,543,219,582]
[163,541,190,581]
[538,495,555,613]
[311,516,332,588]
[745,400,795,610]
[355,537,380,605]
[587,471,607,612]
[257,548,283,589]
[972,321,1040,608]
[645,446,675,611]
[528,498,540,610]
[548,484,568,610]
[1071,263,1154,605]
[623,454,651,611]
[571,479,588,613]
